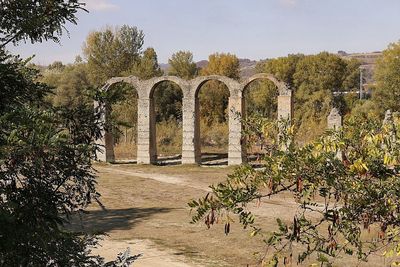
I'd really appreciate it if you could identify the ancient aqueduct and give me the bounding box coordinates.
[95,73,295,166]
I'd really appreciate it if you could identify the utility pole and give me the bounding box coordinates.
[359,67,364,100]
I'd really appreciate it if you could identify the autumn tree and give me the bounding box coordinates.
[199,53,240,124]
[373,41,400,114]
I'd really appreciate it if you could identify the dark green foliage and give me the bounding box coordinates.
[154,82,183,122]
[0,1,140,265]
[0,0,85,46]
[0,50,102,265]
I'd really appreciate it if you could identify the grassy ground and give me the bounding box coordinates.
[70,164,390,267]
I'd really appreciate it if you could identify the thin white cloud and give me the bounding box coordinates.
[84,0,119,12]
[279,0,297,8]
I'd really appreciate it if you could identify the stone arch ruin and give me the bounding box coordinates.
[95,74,293,165]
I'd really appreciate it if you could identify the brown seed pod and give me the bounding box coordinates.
[225,222,230,235]
[296,177,303,193]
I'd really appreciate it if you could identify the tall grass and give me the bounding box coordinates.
[156,120,182,156]
[200,120,228,154]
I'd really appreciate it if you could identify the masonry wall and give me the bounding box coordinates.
[96,74,293,166]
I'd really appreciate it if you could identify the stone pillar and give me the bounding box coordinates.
[182,96,201,164]
[277,91,293,150]
[327,108,342,130]
[277,91,293,121]
[383,110,396,144]
[94,100,115,162]
[228,96,245,165]
[383,110,393,126]
[137,98,157,164]
[327,108,343,160]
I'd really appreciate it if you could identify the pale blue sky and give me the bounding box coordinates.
[8,0,400,65]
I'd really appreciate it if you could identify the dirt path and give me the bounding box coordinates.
[79,164,386,267]
[97,166,211,192]
[96,165,301,219]
[93,238,203,267]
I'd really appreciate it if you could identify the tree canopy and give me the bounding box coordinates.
[0,0,85,47]
[0,2,139,265]
[83,25,144,85]
[257,52,361,143]
[168,50,198,79]
[373,41,400,114]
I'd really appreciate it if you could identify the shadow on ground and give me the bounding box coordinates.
[67,207,172,233]
[112,153,230,166]
[201,153,228,166]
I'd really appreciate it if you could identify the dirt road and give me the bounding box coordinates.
[71,164,387,267]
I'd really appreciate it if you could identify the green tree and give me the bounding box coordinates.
[190,116,400,266]
[130,47,163,79]
[243,56,303,125]
[154,82,183,122]
[294,52,346,102]
[293,52,351,142]
[373,41,400,114]
[257,54,304,87]
[342,58,361,91]
[0,2,139,265]
[0,0,84,47]
[114,47,165,145]
[168,50,198,79]
[42,61,92,107]
[254,52,363,143]
[149,50,199,123]
[83,25,144,86]
[0,52,101,265]
[244,80,278,119]
[47,60,65,71]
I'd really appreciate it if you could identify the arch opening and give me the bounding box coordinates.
[242,78,279,163]
[107,81,139,162]
[196,79,231,166]
[150,80,183,165]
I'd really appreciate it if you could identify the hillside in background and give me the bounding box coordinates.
[160,51,382,81]
[160,58,258,78]
[338,51,382,84]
